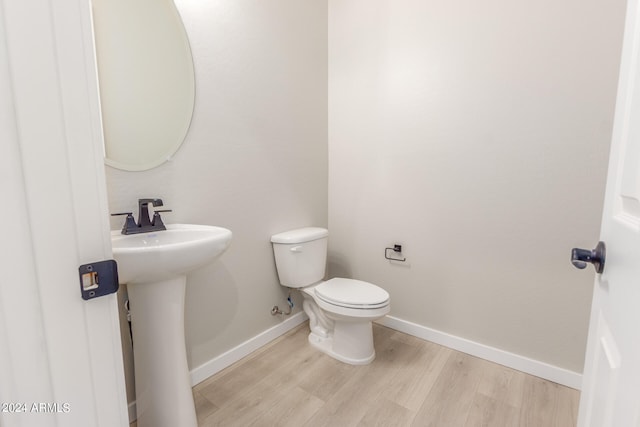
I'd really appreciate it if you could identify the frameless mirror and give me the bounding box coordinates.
[92,0,195,171]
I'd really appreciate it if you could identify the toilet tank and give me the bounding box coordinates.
[271,227,328,288]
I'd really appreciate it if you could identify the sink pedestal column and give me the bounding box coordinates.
[127,276,197,427]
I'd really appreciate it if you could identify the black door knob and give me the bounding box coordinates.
[571,241,606,274]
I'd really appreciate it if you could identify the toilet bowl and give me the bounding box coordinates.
[271,227,390,364]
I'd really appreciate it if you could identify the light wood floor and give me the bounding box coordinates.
[132,323,580,426]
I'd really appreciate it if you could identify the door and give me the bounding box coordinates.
[578,0,640,425]
[0,0,128,426]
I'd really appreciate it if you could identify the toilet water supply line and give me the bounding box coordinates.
[271,291,294,316]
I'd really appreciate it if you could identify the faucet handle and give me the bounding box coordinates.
[111,212,137,235]
[151,209,171,229]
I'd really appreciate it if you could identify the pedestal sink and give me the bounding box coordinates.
[111,224,232,427]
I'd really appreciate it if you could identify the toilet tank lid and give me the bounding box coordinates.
[271,227,328,244]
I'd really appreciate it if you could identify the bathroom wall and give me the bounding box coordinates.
[328,0,625,373]
[105,0,327,400]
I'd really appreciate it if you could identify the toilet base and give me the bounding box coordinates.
[307,320,376,365]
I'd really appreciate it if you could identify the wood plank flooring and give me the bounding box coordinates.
[132,323,580,426]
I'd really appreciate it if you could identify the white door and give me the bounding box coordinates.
[578,0,640,425]
[0,0,128,426]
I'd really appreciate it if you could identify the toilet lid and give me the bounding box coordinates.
[314,278,390,309]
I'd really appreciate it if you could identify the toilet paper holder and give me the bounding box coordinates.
[385,245,406,262]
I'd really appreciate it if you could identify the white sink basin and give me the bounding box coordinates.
[110,223,232,427]
[111,223,232,284]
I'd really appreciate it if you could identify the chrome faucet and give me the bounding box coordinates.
[112,198,172,235]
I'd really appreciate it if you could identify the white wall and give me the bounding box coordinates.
[105,0,327,398]
[328,0,625,373]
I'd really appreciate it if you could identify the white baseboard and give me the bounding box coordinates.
[377,315,582,390]
[189,311,309,386]
[188,312,582,390]
[128,401,136,424]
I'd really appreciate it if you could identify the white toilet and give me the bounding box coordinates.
[271,227,390,365]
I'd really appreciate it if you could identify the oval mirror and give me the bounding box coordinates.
[92,0,195,171]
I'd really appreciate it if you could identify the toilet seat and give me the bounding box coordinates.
[314,278,390,309]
